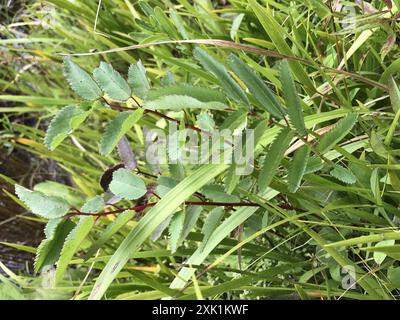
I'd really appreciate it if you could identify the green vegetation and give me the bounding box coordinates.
[1,0,400,300]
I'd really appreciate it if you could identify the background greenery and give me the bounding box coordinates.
[1,0,400,300]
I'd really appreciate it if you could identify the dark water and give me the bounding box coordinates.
[0,150,43,272]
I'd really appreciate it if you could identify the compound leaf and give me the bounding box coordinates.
[227,54,284,119]
[44,105,90,150]
[55,216,95,283]
[280,60,307,136]
[63,59,102,100]
[94,62,131,101]
[128,60,150,99]
[317,113,357,154]
[258,128,294,192]
[193,47,249,106]
[99,108,143,156]
[15,185,70,219]
[287,145,310,193]
[109,168,147,200]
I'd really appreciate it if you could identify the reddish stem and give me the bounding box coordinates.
[65,200,259,219]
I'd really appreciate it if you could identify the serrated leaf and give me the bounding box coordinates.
[15,185,70,219]
[317,113,357,154]
[227,54,284,119]
[374,240,395,265]
[196,112,215,132]
[144,95,227,111]
[161,71,175,86]
[146,85,226,103]
[169,210,185,254]
[55,215,95,283]
[44,105,90,150]
[150,214,173,241]
[287,145,310,193]
[280,60,306,135]
[109,168,147,200]
[85,210,135,259]
[248,0,315,96]
[63,59,102,101]
[201,207,224,249]
[389,77,400,112]
[202,184,240,203]
[80,195,105,213]
[156,176,179,198]
[305,157,324,174]
[128,60,150,99]
[371,168,382,206]
[34,219,75,272]
[330,165,357,185]
[99,108,143,156]
[193,47,249,106]
[181,206,203,242]
[90,163,228,299]
[258,128,294,192]
[93,62,131,101]
[44,218,63,239]
[33,181,83,207]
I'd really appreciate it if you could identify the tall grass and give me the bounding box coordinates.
[1,0,400,300]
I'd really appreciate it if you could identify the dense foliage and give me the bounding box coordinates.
[1,0,400,300]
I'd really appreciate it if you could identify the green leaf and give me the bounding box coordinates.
[388,76,400,112]
[196,112,215,131]
[227,54,284,119]
[388,267,400,287]
[55,216,95,283]
[193,47,249,106]
[85,210,135,259]
[202,184,240,203]
[169,210,185,254]
[201,207,224,249]
[63,59,102,100]
[371,168,383,205]
[99,108,143,156]
[109,168,147,200]
[146,85,226,103]
[170,206,258,289]
[230,13,244,40]
[317,113,357,154]
[373,240,395,265]
[80,195,105,213]
[0,275,26,300]
[180,206,203,241]
[44,105,90,150]
[144,95,227,111]
[156,177,179,198]
[44,218,63,239]
[287,145,310,193]
[258,128,294,192]
[33,181,83,207]
[89,163,228,299]
[34,219,75,272]
[15,185,70,219]
[280,60,306,136]
[151,215,173,241]
[93,62,131,101]
[248,0,315,96]
[128,60,150,99]
[330,165,357,185]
